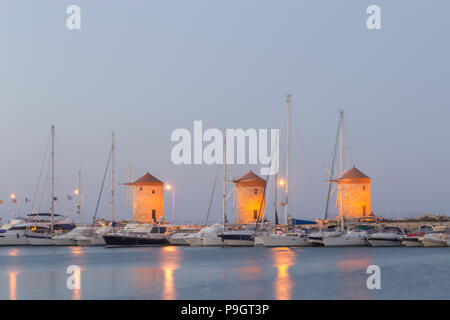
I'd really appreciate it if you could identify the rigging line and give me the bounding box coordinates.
[91,146,113,227]
[204,165,220,225]
[324,120,340,221]
[37,159,51,212]
[31,132,50,211]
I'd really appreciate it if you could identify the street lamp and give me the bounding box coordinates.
[165,184,175,225]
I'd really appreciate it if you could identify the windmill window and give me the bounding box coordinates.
[253,210,258,219]
[254,188,258,195]
[362,185,366,190]
[362,205,366,216]
[140,187,143,191]
[152,210,156,220]
[152,189,155,194]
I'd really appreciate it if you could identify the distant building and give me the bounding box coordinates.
[129,172,164,223]
[234,171,266,224]
[338,166,372,219]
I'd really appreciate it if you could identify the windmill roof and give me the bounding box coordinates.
[132,172,164,185]
[234,171,265,184]
[342,167,369,179]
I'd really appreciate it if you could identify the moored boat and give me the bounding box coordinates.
[421,226,449,247]
[323,225,376,247]
[103,225,169,247]
[367,226,405,247]
[220,230,255,246]
[402,225,433,247]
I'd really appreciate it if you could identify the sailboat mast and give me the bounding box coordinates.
[339,111,345,230]
[285,95,291,229]
[222,135,227,232]
[78,170,83,225]
[111,132,115,229]
[50,125,55,231]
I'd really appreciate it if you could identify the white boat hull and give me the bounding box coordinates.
[169,238,188,245]
[76,235,106,246]
[323,234,368,247]
[368,239,403,247]
[0,233,30,246]
[223,239,254,246]
[186,237,204,247]
[402,237,424,247]
[253,236,264,246]
[261,235,311,247]
[27,236,55,246]
[53,238,77,246]
[202,236,223,246]
[422,239,447,247]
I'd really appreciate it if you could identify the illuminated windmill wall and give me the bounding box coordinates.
[233,171,266,224]
[127,172,164,223]
[338,167,372,218]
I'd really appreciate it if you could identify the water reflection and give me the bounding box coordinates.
[8,271,19,300]
[8,248,20,257]
[337,251,373,299]
[271,247,296,300]
[70,246,84,256]
[161,246,180,300]
[131,246,181,299]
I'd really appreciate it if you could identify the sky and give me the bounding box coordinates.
[1,0,449,224]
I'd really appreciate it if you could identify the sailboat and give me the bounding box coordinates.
[77,133,116,246]
[26,125,61,246]
[260,95,311,247]
[200,136,228,246]
[322,111,367,247]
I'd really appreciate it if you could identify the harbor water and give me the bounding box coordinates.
[1,246,449,300]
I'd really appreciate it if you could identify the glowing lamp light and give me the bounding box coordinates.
[278,180,285,186]
[74,189,80,195]
[165,184,172,191]
[9,194,16,200]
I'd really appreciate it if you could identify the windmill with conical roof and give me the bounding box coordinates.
[233,170,266,224]
[125,172,164,223]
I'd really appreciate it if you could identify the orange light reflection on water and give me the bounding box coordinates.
[271,247,296,300]
[161,246,180,300]
[8,271,19,300]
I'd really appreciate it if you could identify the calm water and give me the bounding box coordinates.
[1,246,449,300]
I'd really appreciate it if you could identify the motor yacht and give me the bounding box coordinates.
[402,225,434,247]
[185,224,224,247]
[53,226,98,246]
[75,225,113,246]
[219,230,255,246]
[168,227,201,245]
[421,226,449,247]
[103,224,169,247]
[307,225,338,246]
[367,226,405,247]
[323,225,377,247]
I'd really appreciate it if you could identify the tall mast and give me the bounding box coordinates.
[50,125,55,231]
[339,111,345,230]
[222,135,227,232]
[111,132,115,229]
[274,129,279,228]
[285,95,291,229]
[78,170,83,225]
